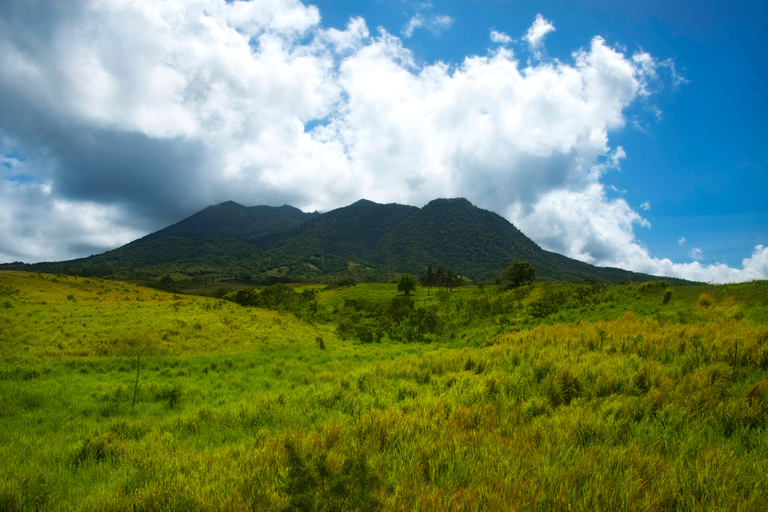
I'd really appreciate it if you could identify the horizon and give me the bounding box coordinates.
[0,0,765,283]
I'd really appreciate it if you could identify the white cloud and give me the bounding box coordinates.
[321,17,370,54]
[402,15,425,39]
[0,178,145,263]
[691,248,703,260]
[678,236,686,245]
[402,14,454,38]
[490,30,513,45]
[640,201,650,210]
[633,245,768,284]
[0,1,762,283]
[523,14,555,57]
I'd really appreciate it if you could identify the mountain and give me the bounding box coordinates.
[141,201,319,241]
[372,198,544,278]
[249,200,421,276]
[1,198,684,284]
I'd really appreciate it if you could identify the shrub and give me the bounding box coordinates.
[697,293,715,308]
[638,280,668,292]
[662,288,673,304]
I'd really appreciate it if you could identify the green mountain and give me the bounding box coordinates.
[141,201,319,241]
[1,198,686,284]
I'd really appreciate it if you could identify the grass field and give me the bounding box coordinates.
[1,271,767,511]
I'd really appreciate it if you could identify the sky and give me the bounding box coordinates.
[0,0,766,283]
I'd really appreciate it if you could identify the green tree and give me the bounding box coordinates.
[158,275,175,291]
[444,267,462,292]
[435,265,447,290]
[499,260,536,288]
[419,264,437,295]
[433,265,462,291]
[397,274,417,296]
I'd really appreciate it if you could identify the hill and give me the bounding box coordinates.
[1,198,687,284]
[140,201,319,241]
[1,271,766,510]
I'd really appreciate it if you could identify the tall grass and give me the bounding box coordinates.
[1,271,766,510]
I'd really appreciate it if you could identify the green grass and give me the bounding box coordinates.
[1,271,767,511]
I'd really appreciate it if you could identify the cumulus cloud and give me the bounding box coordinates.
[0,1,762,283]
[0,178,146,263]
[490,30,513,45]
[633,245,768,284]
[523,14,555,57]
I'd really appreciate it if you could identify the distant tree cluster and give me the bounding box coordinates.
[229,283,317,311]
[336,295,442,343]
[158,275,176,291]
[419,264,462,294]
[498,260,536,289]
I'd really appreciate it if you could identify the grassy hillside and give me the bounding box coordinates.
[1,271,767,511]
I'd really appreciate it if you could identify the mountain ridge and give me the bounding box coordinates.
[1,198,688,284]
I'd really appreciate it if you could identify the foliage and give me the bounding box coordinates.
[282,441,382,512]
[499,260,536,288]
[1,271,767,511]
[158,275,175,291]
[1,198,694,286]
[419,265,437,295]
[397,274,417,296]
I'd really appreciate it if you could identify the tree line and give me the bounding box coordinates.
[418,264,463,294]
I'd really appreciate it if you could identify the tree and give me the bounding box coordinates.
[397,274,417,296]
[158,275,175,291]
[499,260,536,288]
[432,265,462,292]
[444,267,462,292]
[435,266,447,290]
[419,265,437,295]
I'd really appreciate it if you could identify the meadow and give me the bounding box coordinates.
[1,271,767,511]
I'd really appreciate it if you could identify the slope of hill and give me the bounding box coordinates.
[141,201,319,241]
[372,198,554,280]
[250,200,421,276]
[0,198,687,284]
[1,272,765,510]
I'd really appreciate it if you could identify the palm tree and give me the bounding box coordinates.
[435,265,447,290]
[420,264,437,295]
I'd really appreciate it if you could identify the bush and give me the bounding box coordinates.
[662,288,673,304]
[697,293,715,308]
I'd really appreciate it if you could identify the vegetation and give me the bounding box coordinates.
[1,198,690,286]
[499,259,536,288]
[1,271,767,511]
[397,274,417,296]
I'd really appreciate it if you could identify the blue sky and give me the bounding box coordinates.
[0,0,765,282]
[312,0,767,269]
